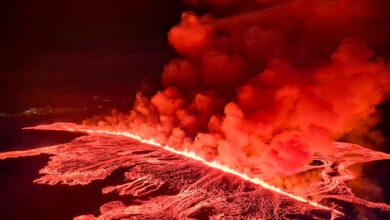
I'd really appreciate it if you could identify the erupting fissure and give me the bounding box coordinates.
[75,127,344,216]
[1,122,390,219]
[1,0,390,219]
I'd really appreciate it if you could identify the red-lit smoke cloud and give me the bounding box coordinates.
[85,0,390,177]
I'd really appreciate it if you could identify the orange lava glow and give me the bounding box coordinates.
[81,128,344,216]
[2,122,390,219]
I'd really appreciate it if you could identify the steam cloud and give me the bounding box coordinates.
[85,0,390,178]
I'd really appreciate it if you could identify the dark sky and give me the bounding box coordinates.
[0,0,184,111]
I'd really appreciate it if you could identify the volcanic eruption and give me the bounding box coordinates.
[1,0,390,219]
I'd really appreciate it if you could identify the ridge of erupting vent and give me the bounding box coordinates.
[3,122,390,219]
[27,123,344,217]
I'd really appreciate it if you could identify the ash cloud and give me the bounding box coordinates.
[85,0,390,177]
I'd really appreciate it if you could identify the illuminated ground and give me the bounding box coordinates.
[0,127,332,219]
[0,123,390,219]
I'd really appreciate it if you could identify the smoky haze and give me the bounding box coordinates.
[85,0,390,177]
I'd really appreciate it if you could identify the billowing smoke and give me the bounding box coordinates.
[84,0,390,178]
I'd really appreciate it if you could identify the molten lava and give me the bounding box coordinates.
[2,0,390,219]
[1,122,389,219]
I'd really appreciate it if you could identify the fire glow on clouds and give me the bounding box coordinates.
[86,0,390,177]
[1,0,390,219]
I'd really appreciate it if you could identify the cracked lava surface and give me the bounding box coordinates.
[1,122,390,219]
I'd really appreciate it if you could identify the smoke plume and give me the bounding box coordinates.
[84,0,390,178]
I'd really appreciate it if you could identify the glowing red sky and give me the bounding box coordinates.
[0,0,390,219]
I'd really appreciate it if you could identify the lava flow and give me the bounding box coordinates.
[2,0,390,219]
[1,122,390,219]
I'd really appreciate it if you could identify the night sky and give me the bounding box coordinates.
[0,0,185,112]
[0,1,390,219]
[0,3,184,217]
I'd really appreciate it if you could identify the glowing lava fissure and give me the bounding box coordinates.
[0,123,339,219]
[1,1,390,219]
[52,1,390,218]
[0,122,386,219]
[77,128,344,216]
